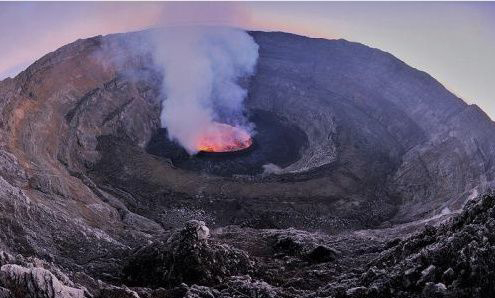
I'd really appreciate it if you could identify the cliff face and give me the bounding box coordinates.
[0,30,494,297]
[248,32,495,223]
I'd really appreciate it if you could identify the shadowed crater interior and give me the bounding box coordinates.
[146,109,309,177]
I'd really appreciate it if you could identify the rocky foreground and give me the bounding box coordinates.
[0,192,494,297]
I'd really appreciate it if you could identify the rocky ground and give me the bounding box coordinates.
[1,29,495,297]
[1,192,494,297]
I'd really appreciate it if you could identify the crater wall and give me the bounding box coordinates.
[0,30,494,281]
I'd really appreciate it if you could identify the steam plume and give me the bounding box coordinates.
[150,26,259,154]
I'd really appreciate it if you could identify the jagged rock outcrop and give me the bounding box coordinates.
[124,220,253,288]
[0,251,89,298]
[352,193,495,298]
[269,229,340,263]
[0,265,87,298]
[306,192,495,298]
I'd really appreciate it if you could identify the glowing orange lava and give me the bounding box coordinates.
[196,122,253,153]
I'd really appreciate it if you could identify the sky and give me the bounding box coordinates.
[0,2,494,119]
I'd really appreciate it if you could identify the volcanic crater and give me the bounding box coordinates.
[1,29,495,297]
[146,109,308,177]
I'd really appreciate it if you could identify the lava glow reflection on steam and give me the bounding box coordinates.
[196,122,253,153]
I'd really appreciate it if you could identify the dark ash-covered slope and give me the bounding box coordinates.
[0,30,494,297]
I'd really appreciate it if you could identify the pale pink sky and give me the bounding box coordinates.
[1,2,494,119]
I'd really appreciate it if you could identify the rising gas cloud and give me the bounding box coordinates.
[150,26,259,154]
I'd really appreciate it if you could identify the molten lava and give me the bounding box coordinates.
[196,122,253,153]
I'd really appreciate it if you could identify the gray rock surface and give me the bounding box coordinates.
[0,264,87,298]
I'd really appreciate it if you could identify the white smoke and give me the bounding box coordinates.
[150,26,259,154]
[262,163,283,176]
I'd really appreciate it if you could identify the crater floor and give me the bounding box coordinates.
[146,109,308,177]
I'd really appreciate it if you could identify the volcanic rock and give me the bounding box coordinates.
[123,220,253,288]
[352,193,495,298]
[270,229,339,262]
[0,29,495,297]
